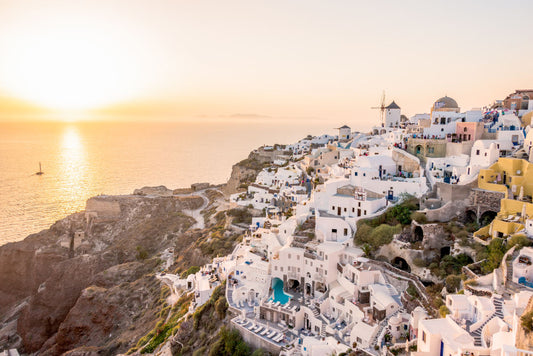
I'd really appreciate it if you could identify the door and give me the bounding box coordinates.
[337,207,341,216]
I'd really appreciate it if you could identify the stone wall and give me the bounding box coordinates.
[231,322,282,355]
[424,200,470,222]
[391,150,420,173]
[85,197,121,222]
[469,188,505,218]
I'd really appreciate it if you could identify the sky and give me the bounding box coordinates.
[0,0,532,127]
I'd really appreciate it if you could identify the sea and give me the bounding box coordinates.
[0,118,343,245]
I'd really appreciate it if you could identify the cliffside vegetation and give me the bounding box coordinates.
[354,195,418,250]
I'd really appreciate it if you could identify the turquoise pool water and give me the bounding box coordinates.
[270,278,291,304]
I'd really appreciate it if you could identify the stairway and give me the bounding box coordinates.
[320,321,326,337]
[311,305,320,318]
[471,296,504,347]
[493,296,504,319]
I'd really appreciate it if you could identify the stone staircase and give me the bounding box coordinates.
[311,305,320,318]
[470,295,504,347]
[320,321,326,337]
[370,319,388,347]
[505,249,524,293]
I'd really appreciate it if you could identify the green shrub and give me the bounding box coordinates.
[445,275,462,293]
[181,266,201,278]
[354,223,402,249]
[508,234,531,249]
[411,212,427,224]
[439,305,450,318]
[136,246,149,260]
[521,310,533,332]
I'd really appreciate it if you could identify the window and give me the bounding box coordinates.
[354,172,358,176]
[332,206,335,211]
[275,266,278,270]
[464,127,467,132]
[364,210,367,215]
[352,207,355,213]
[280,267,283,271]
[297,255,300,260]
[344,207,347,212]
[344,228,348,236]
[422,331,426,342]
[288,254,291,258]
[332,229,337,233]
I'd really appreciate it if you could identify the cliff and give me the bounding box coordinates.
[0,194,206,355]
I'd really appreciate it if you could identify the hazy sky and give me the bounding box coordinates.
[0,0,532,126]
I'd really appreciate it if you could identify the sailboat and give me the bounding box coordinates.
[36,162,44,175]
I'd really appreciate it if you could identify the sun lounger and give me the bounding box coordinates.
[247,323,256,330]
[275,335,284,342]
[269,332,278,339]
[256,326,264,333]
[261,328,269,336]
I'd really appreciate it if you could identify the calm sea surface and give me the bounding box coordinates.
[0,119,336,245]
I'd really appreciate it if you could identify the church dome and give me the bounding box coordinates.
[433,96,459,110]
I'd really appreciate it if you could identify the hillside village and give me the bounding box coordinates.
[3,91,533,356]
[155,90,533,356]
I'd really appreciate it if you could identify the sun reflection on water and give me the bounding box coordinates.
[58,126,89,211]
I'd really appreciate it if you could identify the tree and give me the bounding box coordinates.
[445,275,462,293]
[481,238,508,274]
[389,205,412,225]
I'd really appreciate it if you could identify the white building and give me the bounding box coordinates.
[413,316,475,356]
[337,125,352,142]
[350,146,428,198]
[385,101,401,128]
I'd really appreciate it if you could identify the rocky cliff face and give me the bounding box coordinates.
[0,194,204,355]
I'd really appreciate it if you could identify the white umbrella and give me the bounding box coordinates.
[519,186,524,201]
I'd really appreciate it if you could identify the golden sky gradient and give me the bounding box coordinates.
[0,0,532,126]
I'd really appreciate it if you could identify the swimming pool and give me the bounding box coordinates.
[270,278,292,304]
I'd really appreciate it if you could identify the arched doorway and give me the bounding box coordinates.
[415,145,423,155]
[288,279,300,290]
[480,211,497,227]
[305,282,312,296]
[413,226,424,242]
[465,210,477,224]
[392,257,411,272]
[440,246,451,258]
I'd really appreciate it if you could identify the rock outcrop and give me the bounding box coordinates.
[0,193,205,355]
